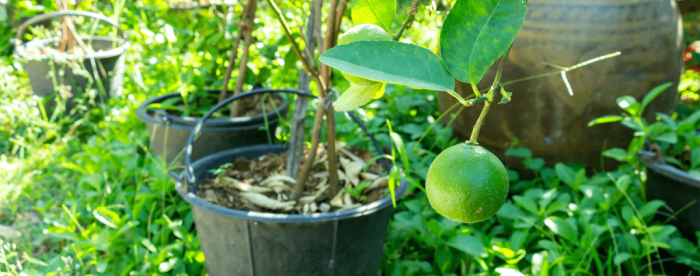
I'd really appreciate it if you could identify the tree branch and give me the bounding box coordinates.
[266,0,320,79]
[219,1,252,104]
[230,0,257,117]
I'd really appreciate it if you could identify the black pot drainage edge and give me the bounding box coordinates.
[136,90,289,166]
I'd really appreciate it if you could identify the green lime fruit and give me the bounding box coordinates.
[337,24,392,85]
[426,143,509,223]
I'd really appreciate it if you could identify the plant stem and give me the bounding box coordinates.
[218,1,251,104]
[393,0,420,41]
[286,0,320,180]
[468,48,510,143]
[323,0,347,199]
[295,0,342,200]
[266,0,320,79]
[230,0,257,117]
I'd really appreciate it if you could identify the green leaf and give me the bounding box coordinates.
[446,234,488,258]
[544,217,578,243]
[351,0,396,31]
[256,67,272,84]
[616,96,640,116]
[93,207,120,229]
[513,195,538,214]
[505,147,532,159]
[588,115,623,127]
[614,253,631,265]
[691,148,700,170]
[320,41,455,91]
[436,246,455,273]
[639,200,665,222]
[499,87,512,104]
[655,132,678,144]
[602,148,628,162]
[440,0,527,84]
[333,82,385,111]
[640,83,673,114]
[680,109,700,126]
[525,158,545,171]
[555,163,578,189]
[656,113,678,131]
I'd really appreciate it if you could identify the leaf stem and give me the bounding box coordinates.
[393,0,421,41]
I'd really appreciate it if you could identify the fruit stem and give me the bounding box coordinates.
[468,48,510,143]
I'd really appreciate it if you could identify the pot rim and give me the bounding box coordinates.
[136,91,289,132]
[638,150,700,188]
[14,36,129,61]
[175,144,408,224]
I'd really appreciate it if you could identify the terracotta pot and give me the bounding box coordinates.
[439,0,683,171]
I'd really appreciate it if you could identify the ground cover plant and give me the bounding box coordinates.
[1,0,700,275]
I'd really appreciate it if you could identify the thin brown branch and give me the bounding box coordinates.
[287,0,319,180]
[296,0,341,200]
[265,0,319,78]
[230,0,257,117]
[295,95,326,199]
[334,0,348,33]
[219,1,252,104]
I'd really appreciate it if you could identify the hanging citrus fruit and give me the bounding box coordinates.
[426,143,509,223]
[337,24,392,85]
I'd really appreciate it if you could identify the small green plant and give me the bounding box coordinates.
[589,82,700,177]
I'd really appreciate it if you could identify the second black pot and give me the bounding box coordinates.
[136,90,289,165]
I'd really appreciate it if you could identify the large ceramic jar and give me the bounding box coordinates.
[439,0,683,170]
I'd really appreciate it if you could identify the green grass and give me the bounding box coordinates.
[2,1,700,275]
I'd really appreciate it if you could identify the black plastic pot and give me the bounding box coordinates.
[170,88,407,276]
[638,150,700,239]
[13,11,128,111]
[136,90,289,165]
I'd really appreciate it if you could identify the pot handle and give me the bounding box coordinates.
[15,10,126,42]
[180,88,317,187]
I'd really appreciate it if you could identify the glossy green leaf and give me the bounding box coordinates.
[93,207,120,229]
[692,148,700,169]
[505,147,532,159]
[680,109,700,126]
[588,115,623,127]
[655,132,678,144]
[333,82,385,111]
[641,83,673,114]
[351,0,396,31]
[616,96,640,115]
[499,87,512,104]
[614,253,631,265]
[320,41,455,91]
[639,200,665,222]
[656,113,678,130]
[446,235,488,258]
[544,217,578,243]
[602,148,628,162]
[440,0,526,84]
